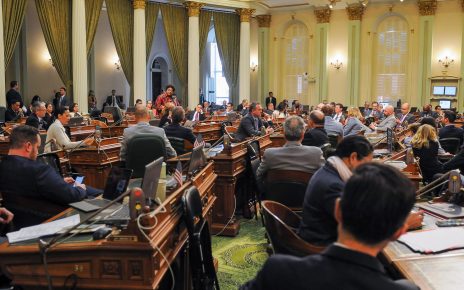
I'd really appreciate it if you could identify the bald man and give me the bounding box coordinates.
[396,103,416,127]
[369,105,397,132]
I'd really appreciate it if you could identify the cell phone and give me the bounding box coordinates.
[74,176,85,187]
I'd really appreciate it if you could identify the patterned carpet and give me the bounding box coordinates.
[212,218,268,290]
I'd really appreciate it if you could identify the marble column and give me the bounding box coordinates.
[72,0,88,112]
[346,4,364,107]
[185,1,203,110]
[236,9,255,103]
[256,15,271,104]
[417,0,436,106]
[133,0,146,104]
[314,8,331,103]
[0,3,5,106]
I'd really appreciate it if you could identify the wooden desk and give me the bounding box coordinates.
[0,162,217,290]
[193,122,222,143]
[102,126,127,138]
[380,149,422,189]
[269,133,285,148]
[69,125,95,142]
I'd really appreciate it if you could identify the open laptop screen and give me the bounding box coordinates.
[141,157,163,199]
[188,145,206,176]
[102,167,133,200]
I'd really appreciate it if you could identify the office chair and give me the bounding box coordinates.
[126,134,166,178]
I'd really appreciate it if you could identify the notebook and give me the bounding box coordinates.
[398,227,464,254]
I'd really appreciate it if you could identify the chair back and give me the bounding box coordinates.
[37,152,62,176]
[327,134,339,148]
[38,134,47,154]
[182,186,204,236]
[261,200,325,257]
[168,136,187,156]
[0,106,5,123]
[440,137,461,154]
[264,169,312,212]
[319,143,334,159]
[149,119,160,127]
[126,134,166,178]
[247,140,261,160]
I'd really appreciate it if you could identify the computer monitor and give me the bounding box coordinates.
[68,116,84,127]
[102,167,133,200]
[439,100,452,109]
[433,86,445,95]
[141,157,163,199]
[379,102,390,108]
[104,106,123,124]
[445,86,457,96]
[188,145,206,176]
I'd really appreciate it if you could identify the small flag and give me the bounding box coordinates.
[174,161,183,187]
[194,133,205,148]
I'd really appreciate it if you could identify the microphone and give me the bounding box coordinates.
[448,170,461,195]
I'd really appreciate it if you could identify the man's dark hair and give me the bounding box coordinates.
[10,80,17,88]
[172,106,185,124]
[249,102,260,112]
[60,87,66,92]
[309,110,324,125]
[227,102,233,107]
[54,106,69,118]
[419,117,437,129]
[335,135,373,160]
[166,84,175,91]
[135,99,142,104]
[372,101,379,106]
[10,125,39,149]
[321,105,334,116]
[335,103,343,109]
[341,163,415,245]
[31,101,43,113]
[444,110,456,123]
[70,103,78,113]
[435,105,441,110]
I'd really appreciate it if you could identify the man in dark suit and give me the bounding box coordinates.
[25,102,48,130]
[241,163,419,290]
[105,89,124,109]
[439,110,464,144]
[256,116,324,185]
[0,126,101,229]
[5,101,21,122]
[396,102,416,128]
[188,104,206,122]
[164,106,196,144]
[235,102,273,142]
[6,80,23,108]
[303,110,328,147]
[265,92,276,109]
[53,87,70,109]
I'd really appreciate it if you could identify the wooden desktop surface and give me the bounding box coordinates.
[0,161,217,290]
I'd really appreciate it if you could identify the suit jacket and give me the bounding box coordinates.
[188,111,206,121]
[396,113,416,127]
[6,89,23,107]
[0,155,88,229]
[120,122,176,161]
[444,147,464,173]
[370,110,384,120]
[105,95,124,108]
[362,108,372,117]
[255,142,325,184]
[240,245,419,290]
[45,119,82,152]
[164,123,196,144]
[302,127,328,147]
[265,96,276,108]
[343,117,364,136]
[375,114,397,132]
[235,114,264,141]
[299,163,344,245]
[439,125,464,144]
[332,112,345,123]
[25,113,47,130]
[324,116,344,137]
[53,95,70,109]
[5,108,20,122]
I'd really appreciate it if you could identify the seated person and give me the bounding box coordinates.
[225,102,234,114]
[303,110,328,147]
[5,101,21,122]
[256,116,325,186]
[420,104,434,118]
[343,107,365,136]
[25,101,48,130]
[0,126,101,229]
[368,105,396,132]
[45,106,93,152]
[332,103,345,123]
[411,124,443,183]
[368,101,384,120]
[188,104,206,122]
[120,104,176,162]
[439,110,464,144]
[158,102,174,128]
[69,103,82,117]
[241,163,419,290]
[321,105,343,137]
[235,102,273,142]
[264,102,274,116]
[396,103,416,128]
[164,106,196,144]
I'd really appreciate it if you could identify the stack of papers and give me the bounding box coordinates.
[7,215,80,244]
[398,228,464,254]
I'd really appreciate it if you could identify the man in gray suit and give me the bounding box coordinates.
[119,104,176,162]
[322,105,343,137]
[369,105,396,132]
[256,115,325,185]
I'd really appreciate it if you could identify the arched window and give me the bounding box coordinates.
[206,27,229,104]
[374,16,408,103]
[283,22,309,100]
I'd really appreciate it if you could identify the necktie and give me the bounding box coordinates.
[195,112,199,121]
[254,118,258,130]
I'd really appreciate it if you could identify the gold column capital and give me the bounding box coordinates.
[346,3,365,21]
[256,15,271,28]
[185,1,204,17]
[417,0,437,16]
[236,8,255,22]
[133,0,146,9]
[314,7,331,24]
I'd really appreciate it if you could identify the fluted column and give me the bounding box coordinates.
[314,8,331,103]
[237,9,254,103]
[256,15,270,104]
[186,1,203,110]
[346,3,364,106]
[0,3,5,106]
[133,0,146,103]
[72,0,88,112]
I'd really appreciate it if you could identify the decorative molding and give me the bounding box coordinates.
[133,0,146,10]
[256,15,271,28]
[314,7,331,24]
[346,3,365,20]
[417,0,437,16]
[185,1,204,17]
[236,8,255,22]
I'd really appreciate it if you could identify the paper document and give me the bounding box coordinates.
[398,227,464,253]
[7,214,80,244]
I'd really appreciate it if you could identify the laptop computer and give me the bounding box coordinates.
[166,145,205,188]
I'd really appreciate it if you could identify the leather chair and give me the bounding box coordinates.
[247,140,261,161]
[319,143,334,159]
[182,186,219,290]
[264,169,312,213]
[440,137,461,155]
[327,134,340,148]
[262,200,325,257]
[126,134,166,178]
[37,152,62,176]
[167,136,187,156]
[149,119,160,127]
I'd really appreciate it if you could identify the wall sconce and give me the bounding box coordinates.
[328,0,339,9]
[438,56,454,69]
[114,59,121,71]
[250,62,258,72]
[330,60,343,70]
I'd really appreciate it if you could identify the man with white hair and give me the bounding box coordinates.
[369,105,396,132]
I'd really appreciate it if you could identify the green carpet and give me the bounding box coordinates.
[212,218,268,290]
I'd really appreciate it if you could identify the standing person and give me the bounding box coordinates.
[105,89,124,109]
[43,102,55,126]
[88,90,97,113]
[265,92,277,109]
[6,80,23,108]
[154,84,175,113]
[53,87,70,109]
